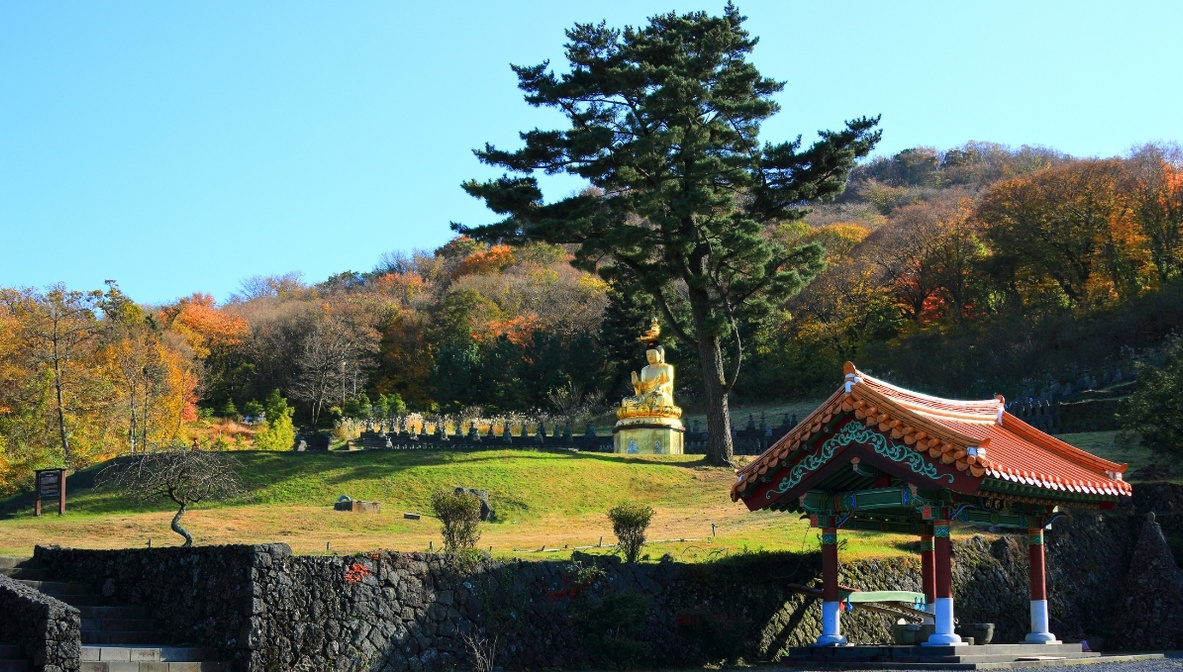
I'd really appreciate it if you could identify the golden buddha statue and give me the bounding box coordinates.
[614,319,685,454]
[618,345,681,419]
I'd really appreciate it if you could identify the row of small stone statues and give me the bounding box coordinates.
[363,419,595,445]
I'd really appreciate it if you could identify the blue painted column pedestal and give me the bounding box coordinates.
[923,520,962,646]
[815,527,848,646]
[1025,528,1060,644]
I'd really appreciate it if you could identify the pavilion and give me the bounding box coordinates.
[731,362,1132,648]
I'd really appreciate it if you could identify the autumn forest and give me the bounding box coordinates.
[2,140,1181,495]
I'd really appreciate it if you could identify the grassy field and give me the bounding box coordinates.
[0,448,919,561]
[0,428,1157,561]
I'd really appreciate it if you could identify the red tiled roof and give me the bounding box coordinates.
[731,362,1131,503]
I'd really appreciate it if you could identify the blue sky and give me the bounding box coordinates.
[2,1,1181,305]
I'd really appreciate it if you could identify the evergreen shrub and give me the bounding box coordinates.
[607,503,654,563]
[431,490,482,553]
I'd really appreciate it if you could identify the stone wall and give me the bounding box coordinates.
[29,510,1152,672]
[34,543,270,669]
[0,573,81,672]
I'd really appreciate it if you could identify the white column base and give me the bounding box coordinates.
[814,601,849,646]
[1024,599,1060,644]
[923,597,963,646]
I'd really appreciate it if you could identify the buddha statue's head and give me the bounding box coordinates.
[646,345,664,365]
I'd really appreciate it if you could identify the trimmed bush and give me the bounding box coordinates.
[607,503,655,563]
[431,489,482,553]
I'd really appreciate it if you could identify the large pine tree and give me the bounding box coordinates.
[455,5,879,465]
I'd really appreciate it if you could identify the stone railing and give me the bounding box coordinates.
[0,573,81,672]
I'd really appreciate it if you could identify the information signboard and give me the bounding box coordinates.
[34,468,66,516]
[37,469,61,497]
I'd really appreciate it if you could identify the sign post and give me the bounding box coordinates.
[34,468,66,516]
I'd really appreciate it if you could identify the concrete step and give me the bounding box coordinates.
[82,647,221,662]
[0,567,48,580]
[81,647,226,671]
[82,617,159,634]
[79,605,151,620]
[892,652,1102,663]
[16,579,93,596]
[0,557,38,570]
[80,664,227,672]
[83,631,168,646]
[0,644,25,672]
[44,593,108,607]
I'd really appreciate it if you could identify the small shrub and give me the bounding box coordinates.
[607,503,655,563]
[431,490,482,553]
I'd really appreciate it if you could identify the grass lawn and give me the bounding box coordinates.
[0,448,917,561]
[1057,430,1163,475]
[0,427,1146,561]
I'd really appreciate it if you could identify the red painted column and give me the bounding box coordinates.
[816,527,847,645]
[921,524,936,614]
[822,527,839,602]
[923,519,962,645]
[1029,529,1046,602]
[1025,528,1057,643]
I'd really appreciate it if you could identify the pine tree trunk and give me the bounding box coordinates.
[689,291,734,467]
[171,503,193,547]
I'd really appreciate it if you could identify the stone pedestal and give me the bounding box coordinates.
[613,419,684,454]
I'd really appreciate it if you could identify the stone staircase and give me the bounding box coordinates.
[0,558,227,672]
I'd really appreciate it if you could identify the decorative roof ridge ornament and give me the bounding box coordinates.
[639,317,661,345]
[995,394,1006,426]
[843,361,862,394]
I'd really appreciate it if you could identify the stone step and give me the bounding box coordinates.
[82,617,159,634]
[0,557,38,570]
[891,652,1102,664]
[80,664,227,672]
[0,567,48,580]
[45,592,108,607]
[83,631,167,646]
[81,647,222,663]
[79,605,151,620]
[16,579,93,596]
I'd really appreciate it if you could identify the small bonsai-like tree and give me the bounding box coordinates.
[431,489,482,553]
[96,445,246,546]
[607,503,655,563]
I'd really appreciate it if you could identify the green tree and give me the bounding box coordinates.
[455,6,879,464]
[255,389,296,451]
[1120,338,1183,459]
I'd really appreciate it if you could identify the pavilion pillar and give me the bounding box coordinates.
[815,527,848,646]
[920,524,936,615]
[1024,528,1059,644]
[923,519,962,646]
